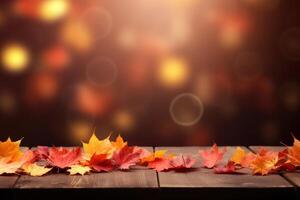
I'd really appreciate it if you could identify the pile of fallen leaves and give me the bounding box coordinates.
[0,134,299,176]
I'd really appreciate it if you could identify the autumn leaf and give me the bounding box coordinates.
[146,150,174,171]
[21,150,37,165]
[214,161,237,174]
[142,150,167,163]
[36,146,49,159]
[47,147,82,169]
[170,154,196,169]
[199,144,226,168]
[275,148,296,171]
[68,165,91,175]
[22,163,52,176]
[112,146,141,170]
[230,147,245,165]
[0,159,22,175]
[0,137,23,163]
[82,133,114,158]
[112,135,127,150]
[148,158,172,172]
[89,154,114,172]
[240,152,256,168]
[250,149,278,175]
[287,136,300,167]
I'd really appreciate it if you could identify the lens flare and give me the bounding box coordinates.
[170,93,204,126]
[158,57,189,88]
[1,43,30,73]
[86,57,118,88]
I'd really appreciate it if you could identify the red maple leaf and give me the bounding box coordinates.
[199,144,226,168]
[214,161,237,174]
[170,154,196,169]
[275,148,296,172]
[89,154,114,172]
[148,158,171,172]
[112,146,142,170]
[47,147,82,169]
[36,146,49,159]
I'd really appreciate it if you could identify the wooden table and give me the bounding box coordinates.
[0,146,299,200]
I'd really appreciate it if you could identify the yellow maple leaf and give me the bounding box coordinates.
[112,135,127,150]
[0,159,22,175]
[82,133,114,158]
[230,146,246,165]
[22,163,52,176]
[68,165,91,175]
[250,152,278,175]
[141,150,168,163]
[0,137,23,163]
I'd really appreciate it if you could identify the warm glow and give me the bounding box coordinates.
[113,110,135,131]
[61,20,92,52]
[1,43,30,73]
[39,0,69,22]
[158,57,189,88]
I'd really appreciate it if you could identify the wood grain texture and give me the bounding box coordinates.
[14,147,158,189]
[0,176,19,188]
[250,146,300,187]
[156,146,293,188]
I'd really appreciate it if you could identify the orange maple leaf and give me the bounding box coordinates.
[250,149,278,175]
[82,133,114,158]
[287,136,300,167]
[0,137,23,163]
[112,135,127,150]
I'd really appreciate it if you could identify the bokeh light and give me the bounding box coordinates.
[1,43,30,73]
[158,57,189,88]
[170,93,204,126]
[68,120,93,142]
[60,19,92,53]
[113,110,135,131]
[0,0,299,146]
[38,0,70,22]
[0,92,16,115]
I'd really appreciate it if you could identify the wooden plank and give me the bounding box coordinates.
[250,146,300,187]
[156,146,295,199]
[14,147,157,189]
[0,176,19,188]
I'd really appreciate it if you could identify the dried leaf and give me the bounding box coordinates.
[214,161,237,174]
[287,136,300,167]
[170,154,196,169]
[199,144,226,168]
[68,165,91,175]
[82,133,114,158]
[47,147,82,169]
[112,146,141,170]
[89,154,114,172]
[240,152,256,168]
[0,159,22,175]
[112,135,127,150]
[23,163,52,176]
[0,137,23,163]
[250,149,278,175]
[230,147,245,165]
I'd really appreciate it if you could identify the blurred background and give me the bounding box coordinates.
[0,0,299,146]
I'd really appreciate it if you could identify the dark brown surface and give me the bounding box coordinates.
[156,146,293,188]
[0,176,19,188]
[250,146,300,187]
[14,147,158,189]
